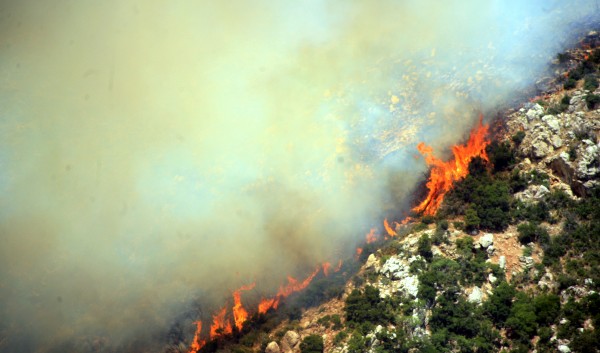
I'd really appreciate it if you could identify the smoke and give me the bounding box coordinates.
[0,0,595,351]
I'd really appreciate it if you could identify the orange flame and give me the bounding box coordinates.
[413,116,489,216]
[383,218,397,237]
[257,267,321,314]
[365,228,377,243]
[322,262,331,276]
[258,297,279,314]
[232,282,256,331]
[334,259,343,272]
[188,321,206,353]
[209,305,232,340]
[355,247,363,260]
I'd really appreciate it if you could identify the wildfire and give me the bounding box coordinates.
[334,259,343,272]
[188,321,206,353]
[355,247,363,260]
[383,218,397,237]
[413,115,490,215]
[258,266,321,314]
[365,228,377,243]
[232,282,256,331]
[322,262,331,276]
[209,305,232,340]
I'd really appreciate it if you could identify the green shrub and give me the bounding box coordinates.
[418,234,433,261]
[484,282,516,325]
[585,94,600,109]
[300,334,324,353]
[487,141,516,172]
[506,293,537,342]
[512,131,526,145]
[564,78,577,89]
[584,75,599,91]
[465,207,480,233]
[534,293,561,325]
[517,222,549,245]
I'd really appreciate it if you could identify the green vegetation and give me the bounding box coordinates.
[300,334,324,353]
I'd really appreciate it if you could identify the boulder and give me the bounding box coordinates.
[479,233,494,248]
[499,256,506,269]
[542,114,560,132]
[558,344,571,353]
[280,331,300,353]
[468,287,483,304]
[488,273,498,284]
[532,139,553,158]
[265,341,280,353]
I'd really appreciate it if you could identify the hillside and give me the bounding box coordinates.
[173,32,600,353]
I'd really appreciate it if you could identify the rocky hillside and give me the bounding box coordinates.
[177,32,600,353]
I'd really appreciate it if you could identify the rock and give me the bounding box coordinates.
[549,154,586,197]
[488,273,497,284]
[585,278,594,286]
[558,344,571,353]
[265,341,280,353]
[486,245,495,256]
[519,256,534,269]
[526,104,544,120]
[479,233,494,248]
[532,139,553,158]
[380,256,408,280]
[551,135,563,148]
[577,143,599,180]
[538,272,557,290]
[499,256,506,269]
[280,331,300,353]
[468,287,483,304]
[365,254,378,270]
[399,275,420,298]
[542,115,560,132]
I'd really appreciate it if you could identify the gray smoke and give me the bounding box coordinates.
[0,1,596,351]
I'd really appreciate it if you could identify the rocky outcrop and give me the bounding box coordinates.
[379,255,420,299]
[280,331,300,353]
[265,341,280,353]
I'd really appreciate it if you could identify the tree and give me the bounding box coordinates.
[465,207,480,233]
[484,281,515,325]
[300,334,324,353]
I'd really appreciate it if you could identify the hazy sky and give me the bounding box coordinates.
[0,1,595,351]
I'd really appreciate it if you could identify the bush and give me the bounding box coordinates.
[465,207,480,233]
[300,334,324,353]
[506,293,537,342]
[564,78,577,89]
[585,94,600,109]
[512,131,526,145]
[487,141,516,172]
[534,293,561,325]
[517,222,549,245]
[418,234,433,261]
[344,286,389,325]
[584,75,599,91]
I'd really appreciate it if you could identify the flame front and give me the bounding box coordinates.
[365,228,377,243]
[209,305,232,340]
[232,282,256,331]
[413,116,490,216]
[322,262,331,276]
[257,267,321,314]
[383,219,397,237]
[188,321,206,353]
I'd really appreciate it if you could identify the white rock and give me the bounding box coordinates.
[499,256,506,269]
[479,233,494,248]
[542,115,561,132]
[468,287,483,304]
[488,273,498,284]
[265,341,280,353]
[558,344,571,353]
[365,254,378,269]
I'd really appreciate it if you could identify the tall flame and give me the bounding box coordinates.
[188,321,206,353]
[383,218,397,237]
[257,267,321,314]
[365,228,377,243]
[209,305,232,340]
[322,262,331,277]
[232,282,256,331]
[413,116,490,216]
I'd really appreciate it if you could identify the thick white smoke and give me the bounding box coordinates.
[0,0,596,351]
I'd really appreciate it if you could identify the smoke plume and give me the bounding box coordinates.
[0,1,595,351]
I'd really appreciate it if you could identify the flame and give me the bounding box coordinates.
[257,267,321,314]
[258,297,279,314]
[232,282,256,331]
[365,228,377,243]
[334,259,343,272]
[355,247,363,260]
[383,218,397,237]
[209,305,232,340]
[322,262,331,276]
[413,115,489,216]
[188,321,206,353]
